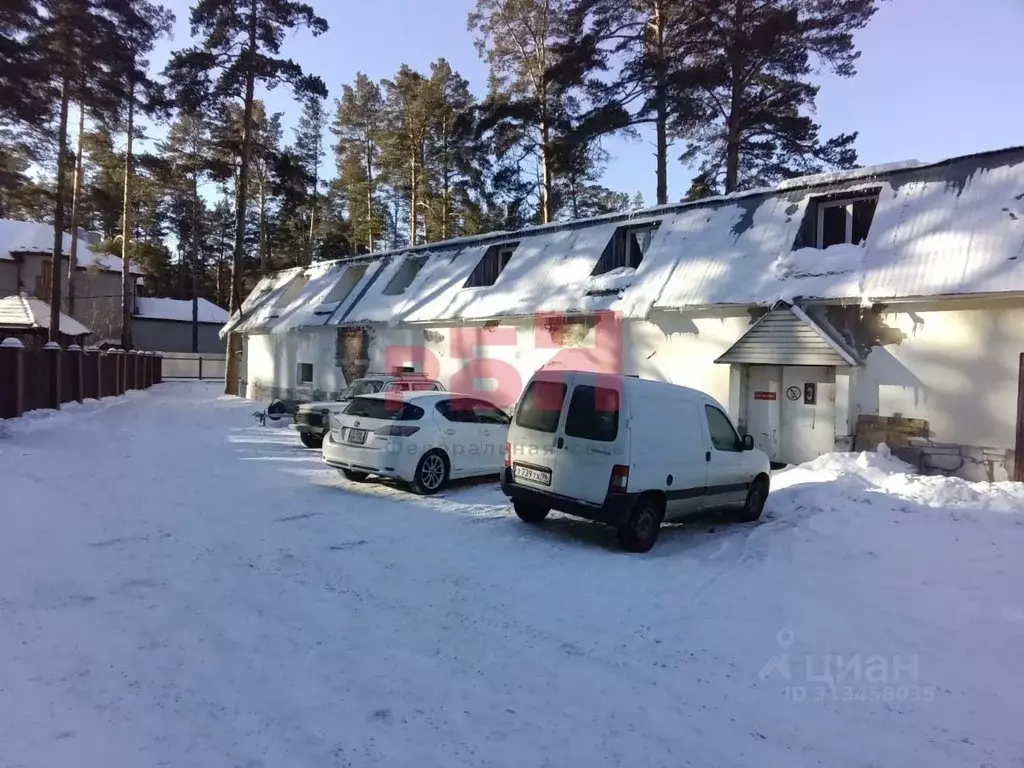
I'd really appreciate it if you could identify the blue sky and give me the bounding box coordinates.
[153,0,1024,203]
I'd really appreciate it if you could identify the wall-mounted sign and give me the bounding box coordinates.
[786,386,801,401]
[754,391,777,401]
[804,382,817,405]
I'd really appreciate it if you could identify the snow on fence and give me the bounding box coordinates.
[159,352,225,381]
[0,339,164,419]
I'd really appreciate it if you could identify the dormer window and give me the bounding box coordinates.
[817,194,878,248]
[383,254,428,295]
[592,222,660,275]
[464,242,517,288]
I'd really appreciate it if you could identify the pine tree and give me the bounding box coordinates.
[292,94,328,263]
[422,59,486,241]
[167,0,328,394]
[157,109,231,350]
[380,65,431,247]
[102,0,174,348]
[557,0,704,205]
[332,73,387,253]
[22,0,125,342]
[469,0,574,224]
[0,0,45,125]
[678,0,879,195]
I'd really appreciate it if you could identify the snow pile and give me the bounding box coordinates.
[774,449,1024,514]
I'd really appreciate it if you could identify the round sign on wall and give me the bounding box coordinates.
[786,386,802,401]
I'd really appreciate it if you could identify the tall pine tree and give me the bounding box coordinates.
[678,0,879,195]
[332,73,387,253]
[292,94,328,263]
[469,0,574,224]
[167,0,328,393]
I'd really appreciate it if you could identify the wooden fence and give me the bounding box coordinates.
[0,340,164,420]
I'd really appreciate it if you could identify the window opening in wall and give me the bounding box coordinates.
[297,363,314,384]
[592,221,661,275]
[816,194,878,248]
[464,243,518,288]
[383,254,428,295]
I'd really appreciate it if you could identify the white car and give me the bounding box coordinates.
[292,374,445,448]
[322,392,511,494]
[502,370,772,552]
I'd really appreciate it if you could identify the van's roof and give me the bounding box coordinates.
[530,370,715,401]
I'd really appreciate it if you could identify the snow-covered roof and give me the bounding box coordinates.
[619,148,1024,314]
[135,297,229,324]
[0,219,143,274]
[229,145,1024,328]
[0,292,92,337]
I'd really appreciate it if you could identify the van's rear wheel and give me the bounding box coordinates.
[737,478,768,523]
[513,501,549,523]
[300,432,323,449]
[617,496,663,553]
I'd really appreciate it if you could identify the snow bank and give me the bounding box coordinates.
[774,449,1024,514]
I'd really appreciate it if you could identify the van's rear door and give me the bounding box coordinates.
[548,373,627,506]
[507,373,573,490]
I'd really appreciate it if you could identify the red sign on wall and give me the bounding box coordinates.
[754,391,777,401]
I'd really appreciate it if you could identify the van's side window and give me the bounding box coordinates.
[515,380,567,433]
[565,385,619,442]
[705,405,742,452]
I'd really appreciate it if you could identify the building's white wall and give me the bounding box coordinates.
[850,298,1024,449]
[245,328,346,401]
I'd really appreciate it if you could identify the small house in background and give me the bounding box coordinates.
[0,219,143,343]
[0,292,92,348]
[133,297,229,354]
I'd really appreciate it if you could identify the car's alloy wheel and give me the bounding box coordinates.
[413,451,448,495]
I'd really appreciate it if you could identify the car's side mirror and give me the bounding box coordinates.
[742,434,755,451]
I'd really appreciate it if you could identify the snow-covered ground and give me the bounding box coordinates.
[2,382,1023,767]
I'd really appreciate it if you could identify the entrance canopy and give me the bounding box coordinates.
[715,303,859,367]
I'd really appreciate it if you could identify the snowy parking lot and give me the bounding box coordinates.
[3,381,1024,767]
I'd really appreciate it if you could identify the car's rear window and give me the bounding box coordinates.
[564,385,619,442]
[515,380,567,433]
[344,397,424,421]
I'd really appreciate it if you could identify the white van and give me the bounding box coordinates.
[501,370,771,552]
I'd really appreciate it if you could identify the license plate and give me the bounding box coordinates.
[514,464,551,486]
[347,428,367,445]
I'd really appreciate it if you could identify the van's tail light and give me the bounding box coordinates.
[609,464,630,494]
[374,425,420,437]
[504,441,511,468]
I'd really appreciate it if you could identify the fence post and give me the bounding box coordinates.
[110,349,122,396]
[147,352,155,388]
[154,353,163,384]
[127,350,138,390]
[1014,352,1023,483]
[0,337,25,419]
[42,341,61,410]
[82,347,99,400]
[99,350,111,398]
[67,344,84,403]
[198,356,204,381]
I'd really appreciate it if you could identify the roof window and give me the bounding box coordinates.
[464,242,517,288]
[383,255,428,295]
[816,193,879,248]
[591,222,660,276]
